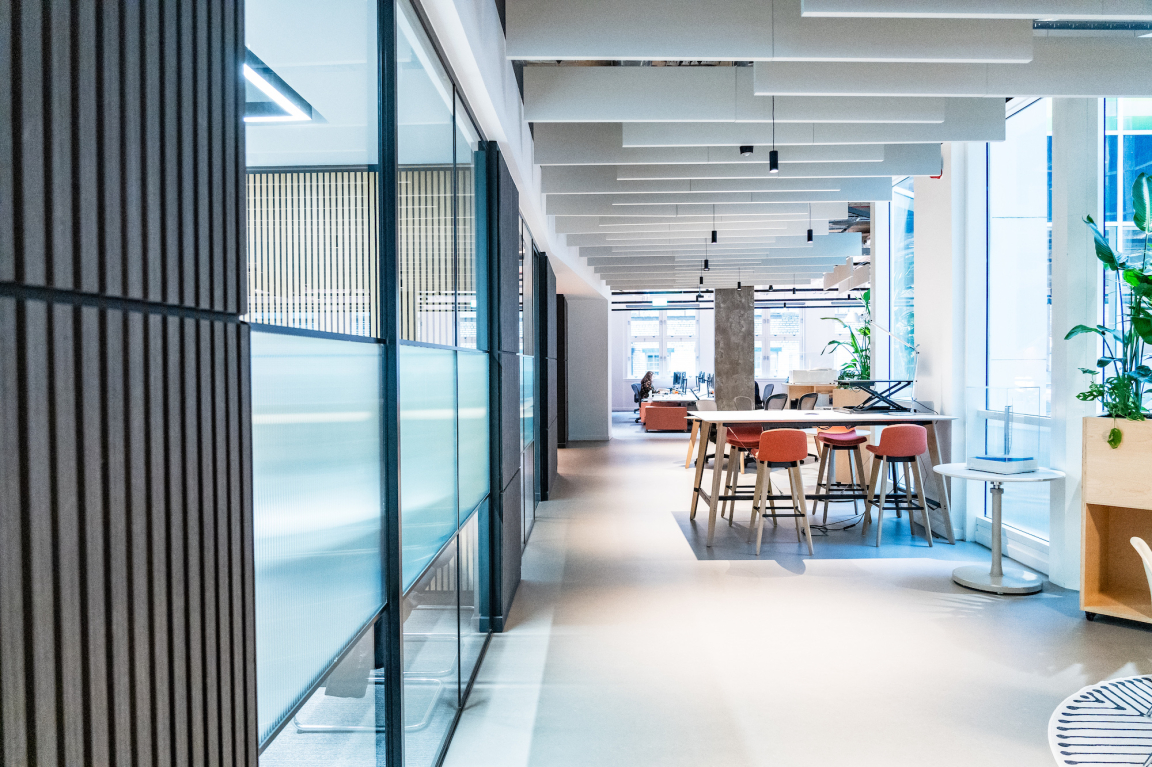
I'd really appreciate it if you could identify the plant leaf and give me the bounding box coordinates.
[1108,427,1123,449]
[1065,324,1104,340]
[1098,356,1123,367]
[1134,172,1152,233]
[1128,365,1152,383]
[1133,312,1152,345]
[1079,367,1098,375]
[1084,215,1120,270]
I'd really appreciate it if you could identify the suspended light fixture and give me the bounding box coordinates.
[740,145,754,157]
[769,96,779,173]
[704,259,710,271]
[712,230,718,243]
[711,204,718,243]
[806,203,813,242]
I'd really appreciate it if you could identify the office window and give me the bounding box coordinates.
[985,98,1054,540]
[627,309,699,378]
[754,310,765,377]
[767,309,804,378]
[890,178,916,380]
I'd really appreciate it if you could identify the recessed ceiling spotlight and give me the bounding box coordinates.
[740,145,754,157]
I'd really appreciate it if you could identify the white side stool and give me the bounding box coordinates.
[933,463,1064,595]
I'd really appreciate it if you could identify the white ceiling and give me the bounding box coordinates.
[506,0,1152,290]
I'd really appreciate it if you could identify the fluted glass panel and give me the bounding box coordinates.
[400,345,458,590]
[251,331,384,744]
[457,351,490,517]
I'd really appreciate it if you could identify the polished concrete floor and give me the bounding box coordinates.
[443,414,1152,767]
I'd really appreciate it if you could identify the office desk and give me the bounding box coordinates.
[688,410,958,547]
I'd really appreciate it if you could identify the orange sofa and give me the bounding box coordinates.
[644,402,689,432]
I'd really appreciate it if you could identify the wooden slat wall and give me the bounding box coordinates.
[0,3,254,767]
[246,171,379,337]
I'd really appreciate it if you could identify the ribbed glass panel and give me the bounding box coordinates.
[457,350,489,517]
[251,331,384,744]
[399,345,458,590]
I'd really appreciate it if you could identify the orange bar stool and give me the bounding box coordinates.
[747,428,813,555]
[861,424,933,547]
[720,423,764,523]
[814,427,870,524]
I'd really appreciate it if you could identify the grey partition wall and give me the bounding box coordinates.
[0,3,255,766]
[539,257,559,499]
[487,146,522,629]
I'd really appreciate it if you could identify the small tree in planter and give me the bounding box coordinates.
[1066,172,1152,447]
[823,289,871,381]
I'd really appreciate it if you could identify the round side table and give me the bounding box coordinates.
[933,463,1065,595]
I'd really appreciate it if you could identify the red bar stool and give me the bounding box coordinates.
[814,427,870,524]
[747,428,813,555]
[720,423,763,524]
[862,424,933,547]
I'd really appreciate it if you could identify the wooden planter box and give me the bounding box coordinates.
[1082,417,1152,623]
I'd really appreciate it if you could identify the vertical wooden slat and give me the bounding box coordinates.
[238,325,256,767]
[51,304,85,767]
[127,310,153,767]
[212,321,233,767]
[122,0,144,300]
[183,317,204,767]
[19,0,46,286]
[0,1,13,283]
[179,0,196,308]
[144,0,163,303]
[48,0,73,290]
[100,0,123,296]
[146,313,172,767]
[74,0,100,294]
[79,305,111,766]
[166,316,189,767]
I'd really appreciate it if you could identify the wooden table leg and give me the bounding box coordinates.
[706,425,728,547]
[924,421,956,544]
[689,422,711,520]
[685,420,700,469]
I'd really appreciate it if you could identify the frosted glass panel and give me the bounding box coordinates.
[459,508,487,687]
[251,331,384,744]
[400,345,458,590]
[458,351,490,516]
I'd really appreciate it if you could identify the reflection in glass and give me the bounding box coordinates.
[458,351,490,517]
[890,178,916,380]
[251,331,383,744]
[259,622,386,766]
[459,508,487,688]
[988,98,1052,415]
[397,0,457,345]
[403,537,459,767]
[521,354,535,453]
[244,0,380,336]
[400,345,459,590]
[456,94,485,350]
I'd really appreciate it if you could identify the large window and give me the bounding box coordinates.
[766,308,804,378]
[626,309,699,378]
[984,98,1054,541]
[1105,99,1152,332]
[890,178,916,380]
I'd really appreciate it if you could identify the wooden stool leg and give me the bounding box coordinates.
[862,458,882,535]
[822,448,835,524]
[902,462,915,536]
[873,459,891,547]
[749,460,765,532]
[852,447,868,518]
[755,466,770,554]
[685,420,700,468]
[815,443,829,498]
[791,465,814,556]
[768,471,779,527]
[722,447,737,520]
[911,460,934,547]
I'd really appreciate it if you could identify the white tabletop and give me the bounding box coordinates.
[933,463,1065,483]
[689,409,956,425]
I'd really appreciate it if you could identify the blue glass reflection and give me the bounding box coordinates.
[251,331,384,744]
[457,351,490,518]
[399,345,459,590]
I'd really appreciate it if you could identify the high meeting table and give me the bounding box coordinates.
[688,410,958,547]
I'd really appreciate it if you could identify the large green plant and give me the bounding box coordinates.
[1065,172,1152,434]
[823,289,871,380]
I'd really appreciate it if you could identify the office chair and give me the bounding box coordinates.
[761,383,774,400]
[632,383,643,423]
[797,392,820,410]
[764,393,788,410]
[754,382,762,409]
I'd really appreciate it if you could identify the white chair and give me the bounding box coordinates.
[1131,537,1152,601]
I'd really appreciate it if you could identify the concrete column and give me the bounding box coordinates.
[1049,98,1103,589]
[714,288,755,409]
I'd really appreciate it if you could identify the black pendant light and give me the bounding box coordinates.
[769,96,779,173]
[711,204,717,243]
[806,203,813,242]
[740,145,754,157]
[704,259,710,271]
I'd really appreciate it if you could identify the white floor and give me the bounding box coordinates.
[443,415,1152,767]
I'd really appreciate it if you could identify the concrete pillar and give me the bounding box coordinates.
[1049,98,1103,589]
[713,288,755,409]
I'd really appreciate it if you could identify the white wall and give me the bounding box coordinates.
[566,297,612,440]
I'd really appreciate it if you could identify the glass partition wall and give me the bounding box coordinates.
[245,1,494,765]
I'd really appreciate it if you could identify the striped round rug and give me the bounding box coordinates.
[1049,675,1152,765]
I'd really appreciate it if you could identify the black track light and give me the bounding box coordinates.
[711,230,718,243]
[740,145,754,157]
[699,275,704,286]
[807,229,813,242]
[769,150,779,173]
[704,259,710,271]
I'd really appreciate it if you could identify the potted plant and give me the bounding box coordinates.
[823,289,871,381]
[1065,172,1152,446]
[1067,172,1152,624]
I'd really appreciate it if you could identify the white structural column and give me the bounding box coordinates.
[912,143,973,539]
[565,297,612,440]
[1048,98,1103,590]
